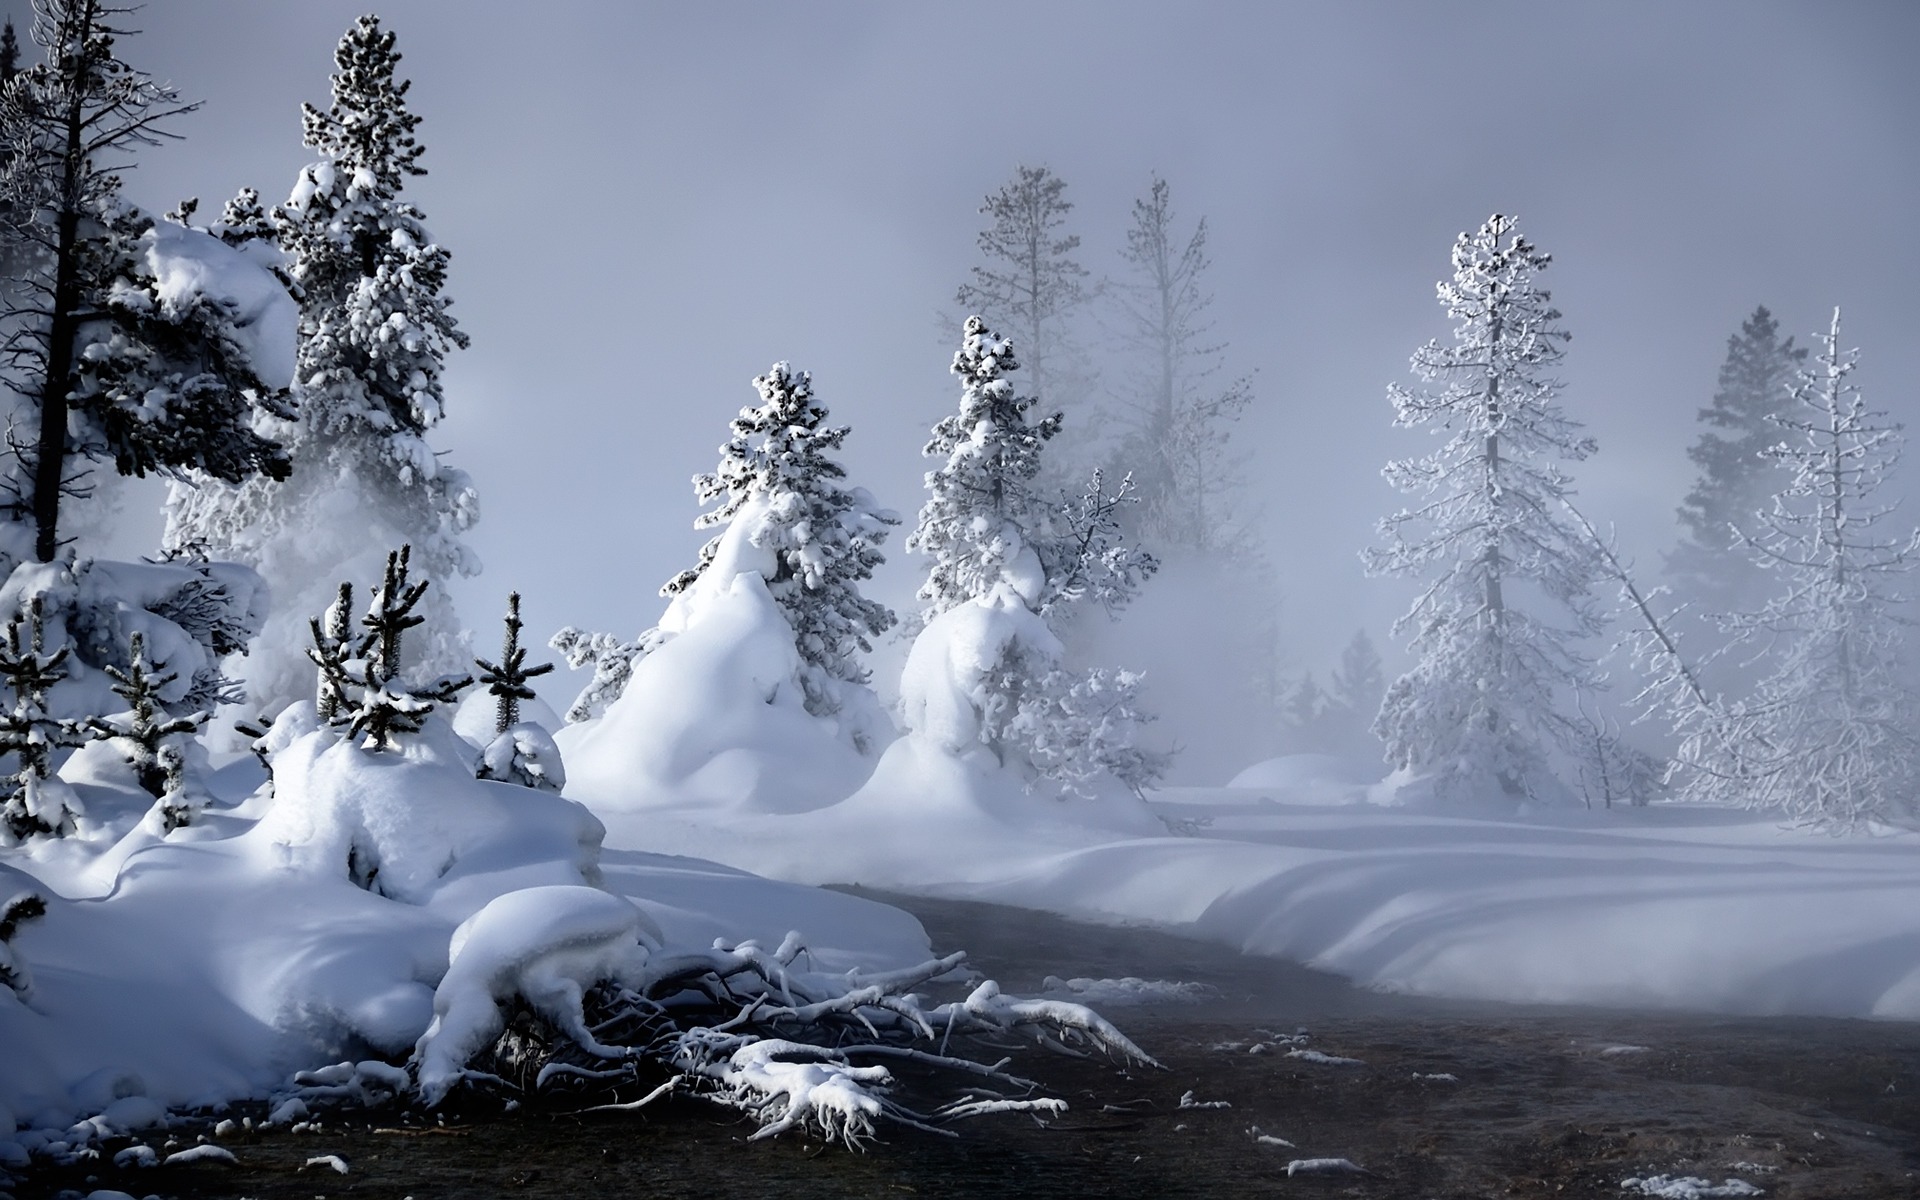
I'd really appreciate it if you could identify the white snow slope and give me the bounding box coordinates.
[599,776,1920,1022]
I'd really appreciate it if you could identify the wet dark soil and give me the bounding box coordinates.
[15,890,1920,1199]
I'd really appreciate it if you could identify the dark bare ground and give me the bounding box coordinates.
[14,890,1919,1199]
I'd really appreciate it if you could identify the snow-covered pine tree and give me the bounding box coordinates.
[906,317,1165,797]
[1669,306,1806,614]
[911,316,1156,626]
[662,362,898,714]
[0,0,290,564]
[908,317,1062,619]
[1365,214,1608,804]
[1110,176,1254,555]
[163,14,477,716]
[956,165,1095,426]
[1672,310,1920,829]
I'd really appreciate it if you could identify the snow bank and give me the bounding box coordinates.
[414,885,660,1104]
[253,713,604,913]
[606,774,1920,1021]
[0,698,942,1134]
[559,573,874,814]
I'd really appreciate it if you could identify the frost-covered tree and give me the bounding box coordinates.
[956,165,1094,423]
[0,20,18,83]
[662,362,898,715]
[1110,176,1254,555]
[906,318,1164,798]
[1365,214,1607,804]
[548,627,656,725]
[1330,629,1384,721]
[1670,310,1920,829]
[0,0,290,564]
[163,15,476,716]
[1669,306,1805,613]
[909,317,1154,627]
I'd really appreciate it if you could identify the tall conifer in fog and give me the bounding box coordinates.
[956,165,1094,425]
[1669,306,1805,612]
[164,15,476,715]
[1366,214,1607,803]
[1110,175,1253,556]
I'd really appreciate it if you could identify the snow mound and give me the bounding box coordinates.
[559,573,874,814]
[252,712,605,911]
[413,885,661,1105]
[1226,754,1379,803]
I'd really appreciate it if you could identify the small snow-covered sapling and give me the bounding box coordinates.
[307,547,473,751]
[94,631,209,801]
[0,598,95,838]
[474,592,553,735]
[307,581,355,722]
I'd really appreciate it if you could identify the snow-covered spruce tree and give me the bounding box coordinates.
[1671,310,1920,829]
[907,317,1164,798]
[908,318,1063,620]
[163,14,476,717]
[909,317,1153,626]
[474,592,552,735]
[660,362,898,716]
[1669,306,1806,614]
[0,0,291,564]
[1365,214,1609,805]
[1110,176,1255,555]
[956,165,1095,427]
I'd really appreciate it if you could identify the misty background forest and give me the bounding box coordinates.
[56,0,1920,804]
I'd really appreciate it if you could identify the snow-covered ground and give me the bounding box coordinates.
[589,765,1920,1022]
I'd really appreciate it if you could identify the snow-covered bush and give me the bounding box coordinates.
[558,571,883,813]
[896,585,1166,809]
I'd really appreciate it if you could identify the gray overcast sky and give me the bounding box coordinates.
[19,1,1920,769]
